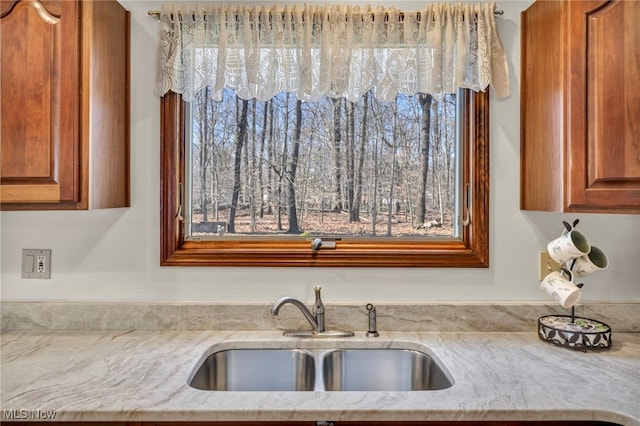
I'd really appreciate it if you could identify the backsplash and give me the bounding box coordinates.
[2,302,638,333]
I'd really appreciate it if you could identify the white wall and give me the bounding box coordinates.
[1,0,638,303]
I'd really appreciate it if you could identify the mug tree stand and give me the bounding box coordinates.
[538,306,612,352]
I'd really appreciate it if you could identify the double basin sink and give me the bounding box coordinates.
[188,346,453,392]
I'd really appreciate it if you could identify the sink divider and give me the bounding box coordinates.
[311,349,331,392]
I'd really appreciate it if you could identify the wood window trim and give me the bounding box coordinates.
[160,90,489,267]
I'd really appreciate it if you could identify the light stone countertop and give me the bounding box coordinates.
[1,330,639,424]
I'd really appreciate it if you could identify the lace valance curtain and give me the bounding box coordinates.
[157,2,510,102]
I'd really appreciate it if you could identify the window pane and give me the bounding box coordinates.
[186,88,461,240]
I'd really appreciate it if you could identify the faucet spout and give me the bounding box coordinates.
[271,297,319,331]
[270,287,352,338]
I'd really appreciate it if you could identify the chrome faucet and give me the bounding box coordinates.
[271,286,325,333]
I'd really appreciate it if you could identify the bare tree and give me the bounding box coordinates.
[286,99,303,233]
[227,96,249,233]
[386,98,399,237]
[298,105,320,229]
[249,100,258,230]
[194,88,211,221]
[330,97,344,212]
[443,94,456,223]
[369,133,380,236]
[432,98,444,225]
[274,93,292,231]
[267,98,276,216]
[417,93,433,226]
[352,91,370,222]
[258,100,269,218]
[346,100,356,221]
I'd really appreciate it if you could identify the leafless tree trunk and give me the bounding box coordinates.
[258,101,268,218]
[370,135,380,236]
[227,96,249,233]
[267,98,275,216]
[196,88,211,222]
[386,98,399,237]
[298,114,318,230]
[248,99,257,231]
[286,100,303,233]
[432,100,445,225]
[353,92,369,222]
[331,98,343,212]
[444,94,456,223]
[275,93,292,231]
[346,100,356,221]
[417,93,433,226]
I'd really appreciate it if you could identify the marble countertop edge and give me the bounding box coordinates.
[9,406,637,424]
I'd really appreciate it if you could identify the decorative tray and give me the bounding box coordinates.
[538,315,612,351]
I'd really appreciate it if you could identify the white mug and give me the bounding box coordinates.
[571,245,608,278]
[547,230,590,264]
[540,270,582,309]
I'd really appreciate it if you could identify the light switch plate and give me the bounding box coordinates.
[22,249,51,279]
[539,250,561,281]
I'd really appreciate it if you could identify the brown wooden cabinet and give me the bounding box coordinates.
[520,0,640,213]
[0,0,130,210]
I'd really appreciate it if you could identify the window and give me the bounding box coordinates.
[187,88,461,239]
[160,88,489,267]
[156,2,507,267]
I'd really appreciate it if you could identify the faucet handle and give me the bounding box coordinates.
[311,239,322,251]
[313,287,323,311]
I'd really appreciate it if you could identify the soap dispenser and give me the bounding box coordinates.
[313,286,325,333]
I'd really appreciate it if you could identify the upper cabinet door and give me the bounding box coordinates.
[576,0,640,208]
[521,0,640,213]
[0,0,80,206]
[0,0,130,210]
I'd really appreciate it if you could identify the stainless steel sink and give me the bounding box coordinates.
[188,346,453,392]
[188,349,315,391]
[322,348,453,391]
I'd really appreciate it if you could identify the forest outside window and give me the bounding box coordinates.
[188,87,463,237]
[157,2,510,267]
